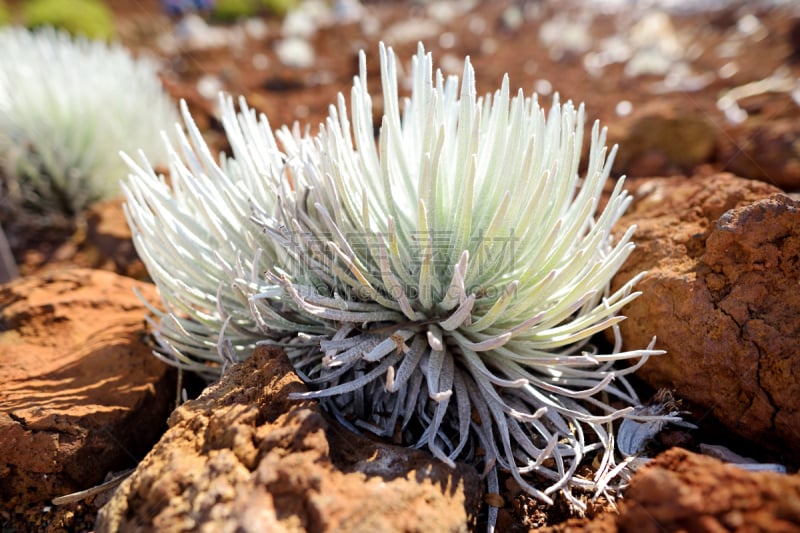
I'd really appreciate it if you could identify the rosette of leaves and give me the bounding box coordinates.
[124,43,674,519]
[0,27,176,216]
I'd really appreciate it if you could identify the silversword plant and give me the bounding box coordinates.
[0,27,176,215]
[124,43,675,524]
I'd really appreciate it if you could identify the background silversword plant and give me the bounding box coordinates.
[0,26,176,215]
[124,43,676,520]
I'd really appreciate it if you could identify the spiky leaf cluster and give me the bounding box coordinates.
[0,27,176,215]
[124,43,672,518]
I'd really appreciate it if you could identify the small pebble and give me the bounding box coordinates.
[275,37,315,69]
[244,18,269,40]
[439,32,456,49]
[501,5,523,32]
[384,18,440,44]
[283,10,317,39]
[533,79,552,96]
[480,38,497,55]
[468,15,486,35]
[252,53,270,70]
[333,0,364,23]
[197,74,223,99]
[615,100,633,116]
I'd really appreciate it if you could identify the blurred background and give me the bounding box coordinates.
[1,0,799,273]
[4,0,799,177]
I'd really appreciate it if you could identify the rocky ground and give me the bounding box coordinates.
[2,0,800,531]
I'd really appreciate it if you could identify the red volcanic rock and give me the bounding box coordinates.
[611,173,800,456]
[717,93,800,191]
[0,269,175,507]
[95,345,481,532]
[618,448,800,532]
[533,447,800,532]
[608,100,717,177]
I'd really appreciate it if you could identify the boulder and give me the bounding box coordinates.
[608,100,717,177]
[612,173,800,456]
[0,269,175,506]
[96,345,481,532]
[533,448,800,532]
[619,448,800,532]
[720,114,800,192]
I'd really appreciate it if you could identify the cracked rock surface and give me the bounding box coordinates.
[95,345,481,533]
[611,173,800,456]
[0,269,175,507]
